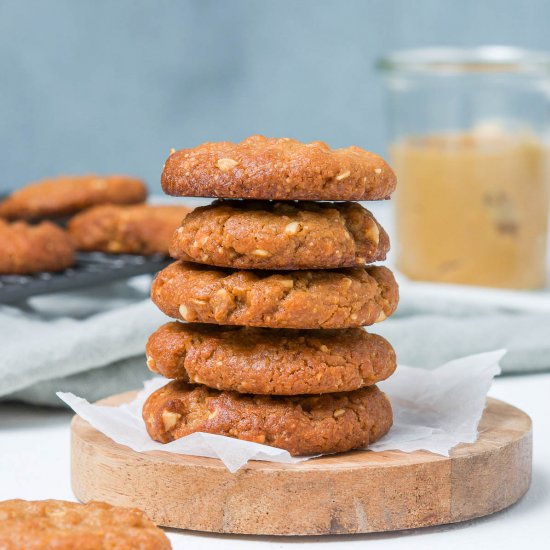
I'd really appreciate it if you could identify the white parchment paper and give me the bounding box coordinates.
[58,349,504,472]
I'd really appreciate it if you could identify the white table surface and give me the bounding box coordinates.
[1,371,549,549]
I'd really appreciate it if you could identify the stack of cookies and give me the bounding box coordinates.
[143,135,399,456]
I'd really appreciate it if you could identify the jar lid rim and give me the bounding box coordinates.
[378,46,550,74]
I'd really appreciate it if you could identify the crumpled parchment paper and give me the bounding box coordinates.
[58,349,504,472]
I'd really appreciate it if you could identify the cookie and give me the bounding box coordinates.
[162,135,396,201]
[143,381,392,455]
[0,220,75,274]
[151,261,398,329]
[0,174,147,220]
[68,204,191,255]
[170,200,389,269]
[146,322,396,395]
[0,499,171,550]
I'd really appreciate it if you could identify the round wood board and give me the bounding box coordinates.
[71,393,532,536]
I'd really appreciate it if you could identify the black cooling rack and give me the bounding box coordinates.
[0,252,171,305]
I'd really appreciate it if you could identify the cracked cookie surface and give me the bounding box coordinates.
[170,200,389,269]
[142,380,393,455]
[146,322,396,394]
[151,261,399,329]
[0,174,147,220]
[0,220,75,274]
[0,499,171,550]
[69,204,191,255]
[162,135,396,201]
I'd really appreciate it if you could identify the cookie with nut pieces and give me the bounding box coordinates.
[143,380,393,455]
[170,200,389,269]
[0,499,171,550]
[0,174,147,220]
[151,261,398,329]
[146,322,396,395]
[162,135,396,201]
[68,204,191,255]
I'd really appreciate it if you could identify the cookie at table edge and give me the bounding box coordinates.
[161,135,396,200]
[142,380,393,456]
[0,499,171,550]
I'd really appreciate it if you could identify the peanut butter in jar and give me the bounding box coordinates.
[392,128,550,288]
[378,47,550,289]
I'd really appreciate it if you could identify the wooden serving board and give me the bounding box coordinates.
[71,393,532,536]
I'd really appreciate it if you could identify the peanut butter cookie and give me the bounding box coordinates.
[0,174,147,219]
[146,322,396,394]
[170,200,389,269]
[0,499,171,550]
[0,220,74,274]
[69,204,191,255]
[151,261,399,329]
[162,135,396,201]
[143,381,392,455]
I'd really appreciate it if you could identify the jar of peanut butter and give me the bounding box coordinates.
[378,47,550,289]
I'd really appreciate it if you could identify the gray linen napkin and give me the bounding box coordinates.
[0,277,166,406]
[376,312,550,373]
[374,277,550,373]
[1,271,549,407]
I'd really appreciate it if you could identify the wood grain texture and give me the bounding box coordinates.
[71,394,532,535]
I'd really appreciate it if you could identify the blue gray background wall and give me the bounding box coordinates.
[1,0,549,192]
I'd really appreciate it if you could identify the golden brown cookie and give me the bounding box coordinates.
[0,499,171,550]
[0,220,75,274]
[143,381,392,455]
[162,135,396,201]
[146,322,396,395]
[170,200,389,269]
[68,204,191,255]
[151,261,398,329]
[0,174,147,220]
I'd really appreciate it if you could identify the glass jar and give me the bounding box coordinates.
[378,47,550,289]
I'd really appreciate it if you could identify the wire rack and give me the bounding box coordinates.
[0,251,171,304]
